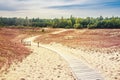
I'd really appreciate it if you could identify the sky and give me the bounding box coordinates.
[0,0,120,18]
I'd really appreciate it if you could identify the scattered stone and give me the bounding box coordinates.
[38,76,40,78]
[114,77,118,79]
[96,79,100,80]
[57,75,60,78]
[1,78,6,80]
[20,78,25,80]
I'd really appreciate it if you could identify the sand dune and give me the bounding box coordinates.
[0,43,75,80]
[45,43,120,80]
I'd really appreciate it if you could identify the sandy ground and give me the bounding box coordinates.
[0,28,30,75]
[0,29,119,80]
[36,29,120,80]
[0,43,75,80]
[43,43,120,80]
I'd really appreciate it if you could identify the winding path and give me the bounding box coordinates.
[24,35,104,80]
[0,35,75,80]
[0,29,104,80]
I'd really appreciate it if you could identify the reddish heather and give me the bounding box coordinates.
[36,29,120,50]
[0,28,30,73]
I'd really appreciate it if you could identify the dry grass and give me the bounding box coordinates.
[19,27,59,36]
[0,28,30,73]
[35,28,120,80]
[0,27,59,73]
[36,29,120,51]
[0,27,120,80]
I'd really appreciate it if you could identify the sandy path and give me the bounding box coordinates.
[39,29,120,80]
[35,42,104,80]
[23,29,104,80]
[44,43,120,80]
[0,36,75,80]
[51,29,68,34]
[24,36,104,80]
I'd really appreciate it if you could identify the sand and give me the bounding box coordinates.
[43,43,120,80]
[35,29,120,80]
[1,29,119,80]
[0,43,75,80]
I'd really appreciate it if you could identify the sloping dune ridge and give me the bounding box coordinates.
[36,29,120,80]
[0,28,30,74]
[0,28,120,80]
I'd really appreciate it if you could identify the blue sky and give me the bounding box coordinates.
[0,0,120,18]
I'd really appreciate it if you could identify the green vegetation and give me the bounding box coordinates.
[0,16,120,29]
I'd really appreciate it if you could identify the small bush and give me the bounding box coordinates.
[65,26,71,29]
[74,24,82,29]
[41,29,45,32]
[87,24,97,29]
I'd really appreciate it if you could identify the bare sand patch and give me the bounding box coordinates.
[0,44,75,80]
[35,29,120,80]
[44,43,120,80]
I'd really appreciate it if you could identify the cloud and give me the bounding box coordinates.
[0,0,92,11]
[0,0,28,11]
[47,0,120,10]
[0,0,120,11]
[0,4,17,11]
[0,0,120,18]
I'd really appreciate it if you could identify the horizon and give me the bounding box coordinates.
[0,15,120,19]
[0,0,120,18]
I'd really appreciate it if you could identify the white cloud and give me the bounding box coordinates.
[0,0,120,18]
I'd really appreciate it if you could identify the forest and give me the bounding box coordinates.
[0,16,120,29]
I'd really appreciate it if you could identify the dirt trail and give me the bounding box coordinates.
[29,36,104,80]
[51,29,69,34]
[0,36,75,80]
[25,29,104,80]
[42,29,120,80]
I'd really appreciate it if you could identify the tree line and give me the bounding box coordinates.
[0,16,120,29]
